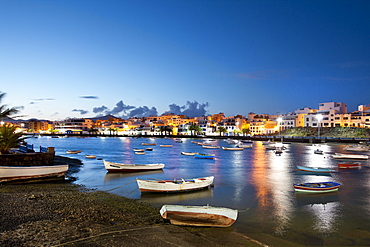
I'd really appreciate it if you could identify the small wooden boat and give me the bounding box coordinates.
[136,176,214,193]
[194,153,215,159]
[85,155,96,159]
[133,148,145,152]
[141,143,157,146]
[145,148,153,151]
[104,160,165,172]
[222,147,243,151]
[181,152,198,156]
[0,164,69,183]
[135,151,146,155]
[343,145,369,152]
[332,153,369,160]
[66,150,82,154]
[160,204,238,227]
[202,145,220,149]
[314,149,324,154]
[160,145,173,147]
[338,162,362,169]
[293,182,341,193]
[296,165,332,173]
[237,144,252,148]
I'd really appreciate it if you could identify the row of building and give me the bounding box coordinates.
[4,102,370,136]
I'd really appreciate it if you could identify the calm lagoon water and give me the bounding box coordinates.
[27,136,370,246]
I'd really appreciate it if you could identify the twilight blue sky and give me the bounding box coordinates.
[1,0,369,120]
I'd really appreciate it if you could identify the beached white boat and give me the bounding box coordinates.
[136,176,214,193]
[160,204,238,227]
[222,147,243,151]
[332,153,369,160]
[343,145,369,152]
[0,164,69,183]
[104,160,165,172]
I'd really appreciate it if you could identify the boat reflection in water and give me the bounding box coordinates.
[295,192,340,207]
[140,188,213,206]
[103,170,164,182]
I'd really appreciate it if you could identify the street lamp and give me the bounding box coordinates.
[277,117,282,142]
[316,114,323,140]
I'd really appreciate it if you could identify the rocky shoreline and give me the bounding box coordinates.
[0,156,263,247]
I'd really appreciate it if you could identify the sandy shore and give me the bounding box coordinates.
[0,156,264,247]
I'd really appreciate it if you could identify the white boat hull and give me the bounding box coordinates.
[160,204,238,227]
[0,165,69,183]
[104,160,165,172]
[332,153,369,160]
[137,176,214,193]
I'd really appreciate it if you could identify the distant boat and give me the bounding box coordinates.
[194,153,215,159]
[66,150,82,154]
[296,165,333,173]
[236,143,252,148]
[133,148,145,152]
[136,176,214,193]
[343,145,369,152]
[145,148,153,151]
[314,149,324,154]
[222,147,243,151]
[135,151,146,155]
[0,164,69,183]
[104,160,165,172]
[181,152,198,156]
[293,182,341,193]
[141,143,157,146]
[332,153,369,160]
[337,162,362,169]
[202,145,220,149]
[160,204,238,227]
[85,155,96,159]
[160,145,173,147]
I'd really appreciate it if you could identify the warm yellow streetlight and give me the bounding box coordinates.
[316,114,323,139]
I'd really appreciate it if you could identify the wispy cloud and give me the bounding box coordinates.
[29,98,55,105]
[325,76,370,82]
[167,101,209,118]
[233,69,292,81]
[331,61,370,68]
[80,96,99,99]
[72,109,89,115]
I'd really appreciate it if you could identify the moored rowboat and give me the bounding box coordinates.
[293,182,341,193]
[160,204,238,227]
[194,153,215,159]
[104,160,164,172]
[0,164,69,183]
[222,147,244,151]
[296,165,333,173]
[338,162,362,169]
[136,176,214,193]
[332,153,369,160]
[181,152,198,156]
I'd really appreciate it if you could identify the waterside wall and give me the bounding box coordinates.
[0,151,55,167]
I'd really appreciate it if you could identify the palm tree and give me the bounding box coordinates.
[188,124,202,136]
[216,126,227,136]
[0,92,22,120]
[0,124,28,154]
[242,128,250,136]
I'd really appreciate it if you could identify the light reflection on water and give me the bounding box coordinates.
[27,136,370,246]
